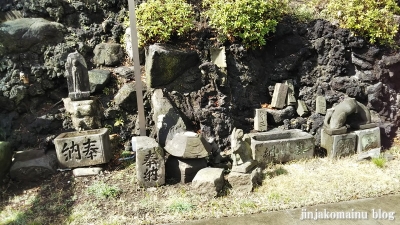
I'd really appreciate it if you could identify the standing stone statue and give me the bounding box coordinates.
[65,51,90,101]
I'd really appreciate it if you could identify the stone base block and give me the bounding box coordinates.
[227,168,262,193]
[249,129,314,165]
[165,156,207,184]
[69,91,90,101]
[321,129,356,158]
[54,128,111,168]
[63,97,102,130]
[353,127,381,153]
[73,167,103,177]
[231,160,257,173]
[192,167,224,196]
[134,136,165,188]
[10,150,57,182]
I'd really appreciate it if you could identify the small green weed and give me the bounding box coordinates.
[372,156,386,168]
[168,199,194,213]
[87,182,122,199]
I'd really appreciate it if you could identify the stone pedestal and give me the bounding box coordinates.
[227,168,262,193]
[54,128,111,168]
[254,109,267,131]
[353,127,381,153]
[134,136,165,188]
[321,129,356,158]
[165,156,207,184]
[63,98,102,130]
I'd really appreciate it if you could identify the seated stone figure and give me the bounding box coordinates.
[230,128,256,173]
[324,98,372,134]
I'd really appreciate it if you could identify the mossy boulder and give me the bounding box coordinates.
[145,44,199,88]
[0,18,65,55]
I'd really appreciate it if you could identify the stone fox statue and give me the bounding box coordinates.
[324,98,371,129]
[230,128,253,166]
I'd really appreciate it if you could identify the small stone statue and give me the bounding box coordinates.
[65,51,90,101]
[230,128,256,173]
[324,98,372,133]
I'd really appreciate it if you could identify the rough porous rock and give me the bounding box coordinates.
[93,43,124,66]
[0,18,65,55]
[192,167,225,196]
[88,69,111,93]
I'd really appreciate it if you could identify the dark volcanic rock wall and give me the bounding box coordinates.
[0,1,399,152]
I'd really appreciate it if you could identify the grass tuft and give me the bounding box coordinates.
[372,156,386,168]
[87,182,122,199]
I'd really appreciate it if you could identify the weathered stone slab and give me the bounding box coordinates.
[192,167,224,196]
[72,167,103,177]
[271,83,288,109]
[164,132,211,159]
[249,129,314,166]
[0,142,12,181]
[145,44,199,88]
[134,136,165,188]
[316,96,326,115]
[254,109,267,131]
[353,127,381,153]
[10,150,57,182]
[165,156,207,184]
[284,79,296,106]
[210,46,227,68]
[63,98,103,130]
[357,148,380,160]
[321,129,356,158]
[114,82,146,112]
[296,100,309,117]
[227,168,262,193]
[152,89,190,147]
[54,128,111,168]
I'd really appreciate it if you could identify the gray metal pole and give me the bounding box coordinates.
[128,0,146,136]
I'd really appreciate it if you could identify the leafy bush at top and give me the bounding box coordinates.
[203,0,288,49]
[320,0,400,46]
[135,0,195,46]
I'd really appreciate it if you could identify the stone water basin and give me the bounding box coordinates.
[54,128,111,168]
[249,129,314,165]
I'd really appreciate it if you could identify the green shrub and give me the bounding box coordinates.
[135,0,195,46]
[320,0,400,46]
[203,0,288,49]
[372,156,386,168]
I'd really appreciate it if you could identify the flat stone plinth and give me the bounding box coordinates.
[321,129,356,158]
[54,128,111,168]
[249,129,314,165]
[353,127,381,153]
